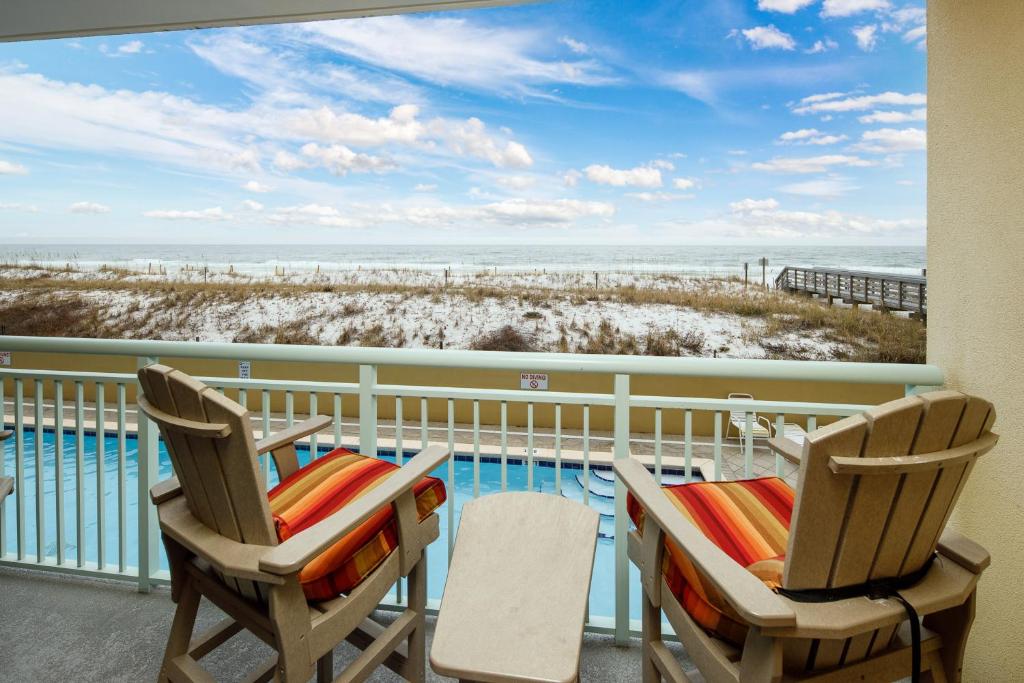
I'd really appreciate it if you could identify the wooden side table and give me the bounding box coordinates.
[430,492,600,683]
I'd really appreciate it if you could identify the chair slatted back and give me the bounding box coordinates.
[727,393,755,427]
[784,390,996,591]
[138,364,276,549]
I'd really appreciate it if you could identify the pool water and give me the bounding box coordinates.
[0,429,703,620]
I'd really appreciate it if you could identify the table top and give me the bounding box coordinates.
[429,492,600,683]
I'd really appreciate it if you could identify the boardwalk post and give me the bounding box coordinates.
[743,262,748,288]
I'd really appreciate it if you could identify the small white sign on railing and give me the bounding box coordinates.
[0,351,10,367]
[520,372,548,391]
[238,360,251,379]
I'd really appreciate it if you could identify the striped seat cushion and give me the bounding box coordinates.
[268,448,446,601]
[627,477,794,646]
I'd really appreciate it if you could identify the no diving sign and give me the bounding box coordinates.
[520,372,548,391]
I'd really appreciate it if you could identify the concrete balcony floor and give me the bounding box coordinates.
[0,566,698,682]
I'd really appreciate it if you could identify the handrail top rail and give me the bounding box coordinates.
[0,335,943,386]
[781,266,927,284]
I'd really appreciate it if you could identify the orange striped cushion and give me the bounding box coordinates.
[268,448,446,601]
[627,477,794,646]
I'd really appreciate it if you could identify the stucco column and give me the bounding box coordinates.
[929,1,1024,677]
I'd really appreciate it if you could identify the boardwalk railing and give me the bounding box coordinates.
[775,266,927,316]
[0,336,943,643]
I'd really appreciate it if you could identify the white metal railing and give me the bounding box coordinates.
[0,336,943,642]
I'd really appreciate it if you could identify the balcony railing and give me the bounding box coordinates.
[0,336,943,643]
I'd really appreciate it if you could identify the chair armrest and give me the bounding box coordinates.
[937,528,990,574]
[614,458,796,628]
[156,495,284,585]
[0,429,12,442]
[255,415,332,455]
[768,437,802,465]
[150,476,182,504]
[259,444,450,575]
[757,415,775,436]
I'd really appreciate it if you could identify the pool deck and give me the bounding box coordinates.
[0,565,697,682]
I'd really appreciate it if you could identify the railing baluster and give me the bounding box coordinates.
[613,374,630,645]
[582,405,590,505]
[74,381,84,568]
[420,397,428,449]
[713,411,723,481]
[308,392,318,458]
[13,379,24,561]
[95,382,105,570]
[34,379,44,563]
[744,411,754,479]
[775,413,786,477]
[554,403,562,493]
[654,408,662,485]
[499,402,508,492]
[237,388,247,411]
[808,415,817,432]
[684,409,693,482]
[526,403,534,491]
[395,396,403,462]
[0,377,5,556]
[117,383,127,573]
[333,393,342,448]
[358,365,377,458]
[285,391,294,428]
[54,381,64,565]
[261,390,271,483]
[472,400,480,499]
[446,398,455,564]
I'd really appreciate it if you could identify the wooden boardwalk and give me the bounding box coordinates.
[775,266,927,317]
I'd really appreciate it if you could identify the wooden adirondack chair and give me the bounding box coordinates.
[0,429,12,503]
[617,390,996,683]
[138,364,449,682]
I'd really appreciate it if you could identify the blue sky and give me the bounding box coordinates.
[0,0,926,245]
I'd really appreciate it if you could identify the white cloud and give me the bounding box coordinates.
[268,204,362,228]
[672,177,698,190]
[431,117,533,169]
[779,177,860,197]
[627,191,694,202]
[853,25,879,51]
[718,196,923,239]
[0,160,28,175]
[778,128,849,145]
[562,169,582,187]
[69,201,111,214]
[757,0,816,13]
[650,159,676,171]
[301,16,615,98]
[286,103,424,147]
[0,202,38,212]
[559,36,590,54]
[584,163,663,188]
[740,25,797,51]
[241,200,264,211]
[300,143,396,175]
[730,198,780,212]
[854,127,926,152]
[793,91,926,114]
[144,207,231,221]
[243,180,271,193]
[479,198,614,225]
[413,183,438,192]
[496,175,537,190]
[903,25,927,48]
[805,39,839,54]
[752,154,875,173]
[858,108,926,123]
[821,0,891,18]
[118,40,144,54]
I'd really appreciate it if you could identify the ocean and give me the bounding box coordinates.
[0,244,926,279]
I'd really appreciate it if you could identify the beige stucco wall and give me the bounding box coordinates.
[929,1,1024,677]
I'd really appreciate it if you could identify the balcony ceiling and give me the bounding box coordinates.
[0,0,537,42]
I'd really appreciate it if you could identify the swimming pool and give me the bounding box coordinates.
[0,428,700,620]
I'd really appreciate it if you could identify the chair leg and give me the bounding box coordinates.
[642,587,662,683]
[316,650,333,683]
[402,552,428,682]
[923,589,977,683]
[738,627,783,683]
[159,577,201,683]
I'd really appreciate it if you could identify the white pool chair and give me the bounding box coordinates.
[726,393,774,452]
[782,422,808,446]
